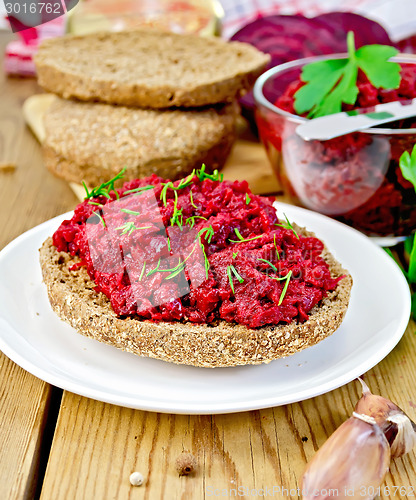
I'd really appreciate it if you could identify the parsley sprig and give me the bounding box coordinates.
[294,32,400,118]
[388,146,416,320]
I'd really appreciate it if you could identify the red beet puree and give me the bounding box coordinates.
[53,173,341,329]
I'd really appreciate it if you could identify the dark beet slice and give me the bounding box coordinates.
[230,12,394,127]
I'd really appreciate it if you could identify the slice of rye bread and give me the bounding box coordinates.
[39,229,353,368]
[34,29,270,108]
[42,97,238,186]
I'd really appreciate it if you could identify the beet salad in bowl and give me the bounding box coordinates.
[253,34,416,242]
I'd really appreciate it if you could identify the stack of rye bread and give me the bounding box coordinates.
[33,29,270,187]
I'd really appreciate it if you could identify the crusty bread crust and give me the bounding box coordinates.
[39,228,352,368]
[42,98,237,185]
[34,29,270,108]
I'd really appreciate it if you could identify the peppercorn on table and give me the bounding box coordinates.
[1,32,416,500]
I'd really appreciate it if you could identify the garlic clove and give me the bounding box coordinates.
[301,413,390,500]
[355,378,416,458]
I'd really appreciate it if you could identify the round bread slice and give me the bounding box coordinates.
[34,29,270,108]
[39,229,352,368]
[42,97,237,186]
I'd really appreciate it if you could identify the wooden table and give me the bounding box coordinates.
[1,31,415,500]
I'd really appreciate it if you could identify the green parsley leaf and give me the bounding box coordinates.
[294,31,400,118]
[355,44,400,89]
[399,145,416,193]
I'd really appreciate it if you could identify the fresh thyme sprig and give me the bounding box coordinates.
[83,167,126,200]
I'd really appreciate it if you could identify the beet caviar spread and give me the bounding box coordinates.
[53,172,340,329]
[263,64,416,236]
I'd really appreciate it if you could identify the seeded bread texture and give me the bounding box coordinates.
[42,97,237,185]
[39,229,352,368]
[34,29,270,108]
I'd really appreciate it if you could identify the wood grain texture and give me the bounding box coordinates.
[0,353,52,499]
[0,32,75,499]
[40,321,416,500]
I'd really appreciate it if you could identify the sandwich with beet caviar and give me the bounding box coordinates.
[39,166,352,367]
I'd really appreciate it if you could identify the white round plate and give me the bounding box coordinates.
[0,203,411,414]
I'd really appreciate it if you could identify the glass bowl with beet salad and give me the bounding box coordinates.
[53,167,342,329]
[253,54,416,241]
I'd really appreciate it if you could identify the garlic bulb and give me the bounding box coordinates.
[301,413,390,500]
[355,378,416,458]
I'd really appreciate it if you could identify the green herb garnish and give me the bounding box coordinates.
[278,270,292,306]
[185,215,208,229]
[229,228,263,243]
[83,167,126,200]
[138,261,146,281]
[116,221,151,236]
[399,144,416,191]
[232,251,239,259]
[121,208,141,216]
[199,238,210,280]
[123,185,154,195]
[273,234,280,260]
[275,214,299,239]
[294,32,400,118]
[395,146,416,319]
[198,225,214,244]
[268,271,293,304]
[257,258,278,272]
[245,193,251,205]
[227,264,245,294]
[93,211,106,228]
[170,191,183,227]
[189,188,198,209]
[164,245,197,280]
[146,258,161,277]
[196,163,224,182]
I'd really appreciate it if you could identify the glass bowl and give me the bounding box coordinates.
[253,54,416,243]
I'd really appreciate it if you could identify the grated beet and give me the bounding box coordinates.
[266,64,416,236]
[53,175,340,329]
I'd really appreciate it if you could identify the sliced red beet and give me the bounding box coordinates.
[230,12,395,126]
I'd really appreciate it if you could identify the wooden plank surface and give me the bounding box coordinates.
[0,32,76,500]
[1,31,415,500]
[39,322,416,500]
